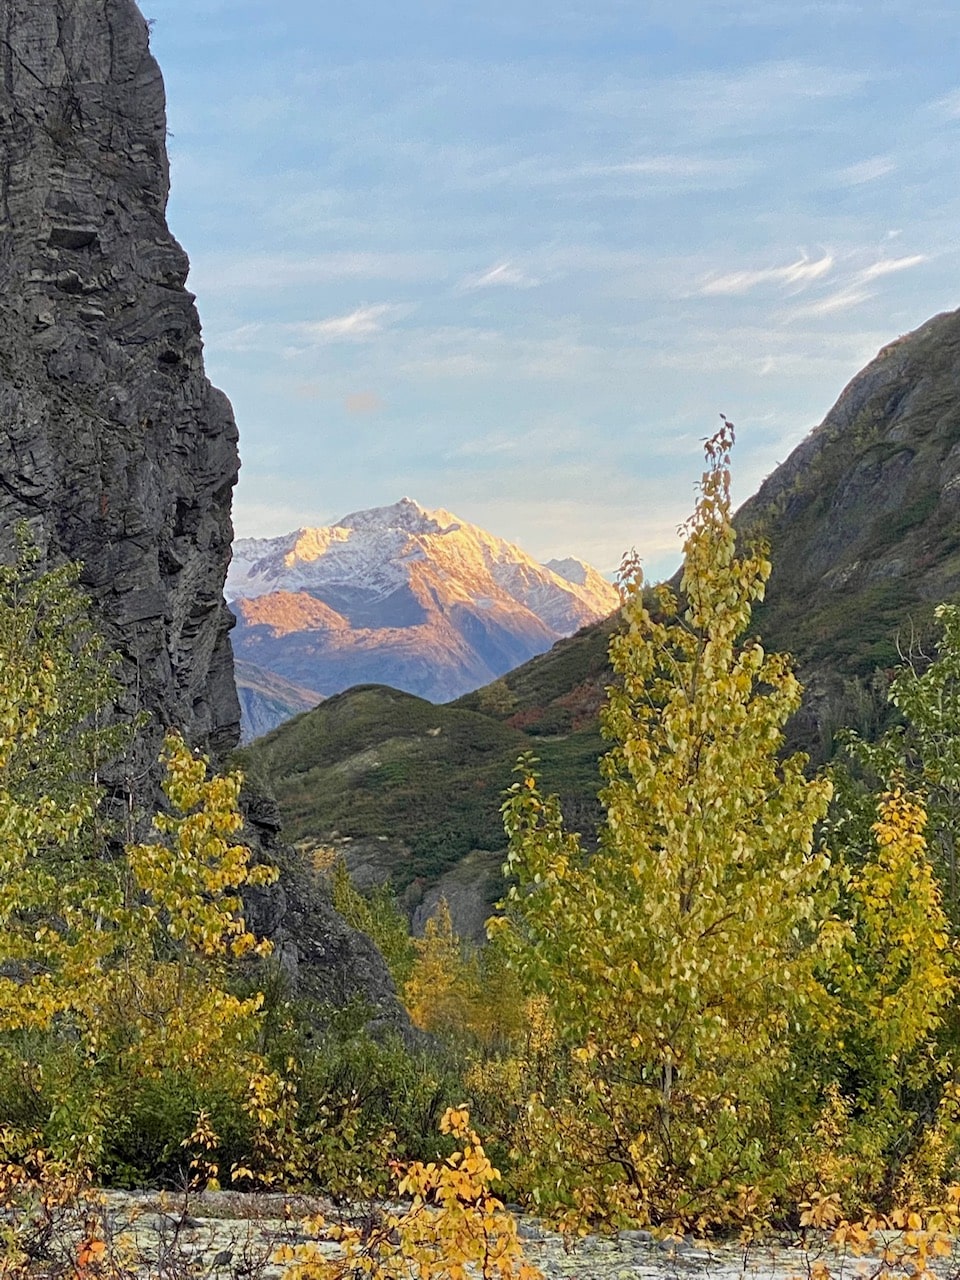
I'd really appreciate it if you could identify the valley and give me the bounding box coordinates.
[4,0,960,1258]
[244,309,960,936]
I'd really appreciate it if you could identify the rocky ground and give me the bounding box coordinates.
[17,1188,956,1280]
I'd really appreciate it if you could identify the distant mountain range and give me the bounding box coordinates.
[243,308,960,938]
[227,498,620,739]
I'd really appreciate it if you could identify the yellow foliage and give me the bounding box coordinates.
[0,1127,104,1277]
[403,898,526,1056]
[275,1107,544,1280]
[842,786,956,1066]
[494,422,834,1229]
[127,732,278,962]
[324,855,416,988]
[790,1190,960,1280]
[804,784,959,1209]
[404,898,476,1036]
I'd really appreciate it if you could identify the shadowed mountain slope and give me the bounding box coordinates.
[738,310,960,748]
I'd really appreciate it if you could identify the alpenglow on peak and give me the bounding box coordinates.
[227,499,621,736]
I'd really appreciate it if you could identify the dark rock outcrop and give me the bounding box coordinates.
[0,0,406,1027]
[0,0,240,777]
[738,307,960,754]
[740,309,960,625]
[240,782,407,1027]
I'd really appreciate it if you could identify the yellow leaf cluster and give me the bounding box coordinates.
[275,1107,543,1280]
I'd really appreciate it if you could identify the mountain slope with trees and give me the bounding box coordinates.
[243,308,960,933]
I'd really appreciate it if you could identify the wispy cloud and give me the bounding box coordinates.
[860,254,928,280]
[787,285,873,319]
[835,155,896,185]
[779,253,927,321]
[467,152,755,194]
[929,87,960,119]
[400,352,491,378]
[663,60,871,140]
[588,155,741,179]
[458,261,541,291]
[700,252,834,296]
[212,305,408,354]
[451,436,520,458]
[295,304,402,342]
[216,323,268,353]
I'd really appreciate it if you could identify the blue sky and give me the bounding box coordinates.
[147,0,960,581]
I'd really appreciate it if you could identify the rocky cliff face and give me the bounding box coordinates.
[737,307,960,750]
[0,0,406,1028]
[0,0,240,776]
[741,308,960,602]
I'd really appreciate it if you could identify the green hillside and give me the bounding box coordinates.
[241,677,610,898]
[245,686,521,873]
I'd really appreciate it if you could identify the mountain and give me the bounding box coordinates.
[243,307,960,937]
[227,498,619,736]
[234,660,323,744]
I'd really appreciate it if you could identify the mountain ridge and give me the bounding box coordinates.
[229,497,619,737]
[244,306,960,937]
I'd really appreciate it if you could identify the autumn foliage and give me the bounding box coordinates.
[7,417,960,1263]
[276,1105,543,1280]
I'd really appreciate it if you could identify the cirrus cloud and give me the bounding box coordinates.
[458,261,542,291]
[700,252,834,296]
[295,303,405,342]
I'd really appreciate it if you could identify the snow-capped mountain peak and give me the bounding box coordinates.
[228,501,621,736]
[228,499,619,622]
[334,496,459,537]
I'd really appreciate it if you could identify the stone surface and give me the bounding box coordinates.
[76,1190,960,1280]
[736,307,960,755]
[0,0,241,778]
[739,307,960,612]
[239,779,410,1030]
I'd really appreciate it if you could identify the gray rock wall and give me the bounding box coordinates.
[0,0,241,775]
[0,0,409,1028]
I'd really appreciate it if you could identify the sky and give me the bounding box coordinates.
[147,0,960,581]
